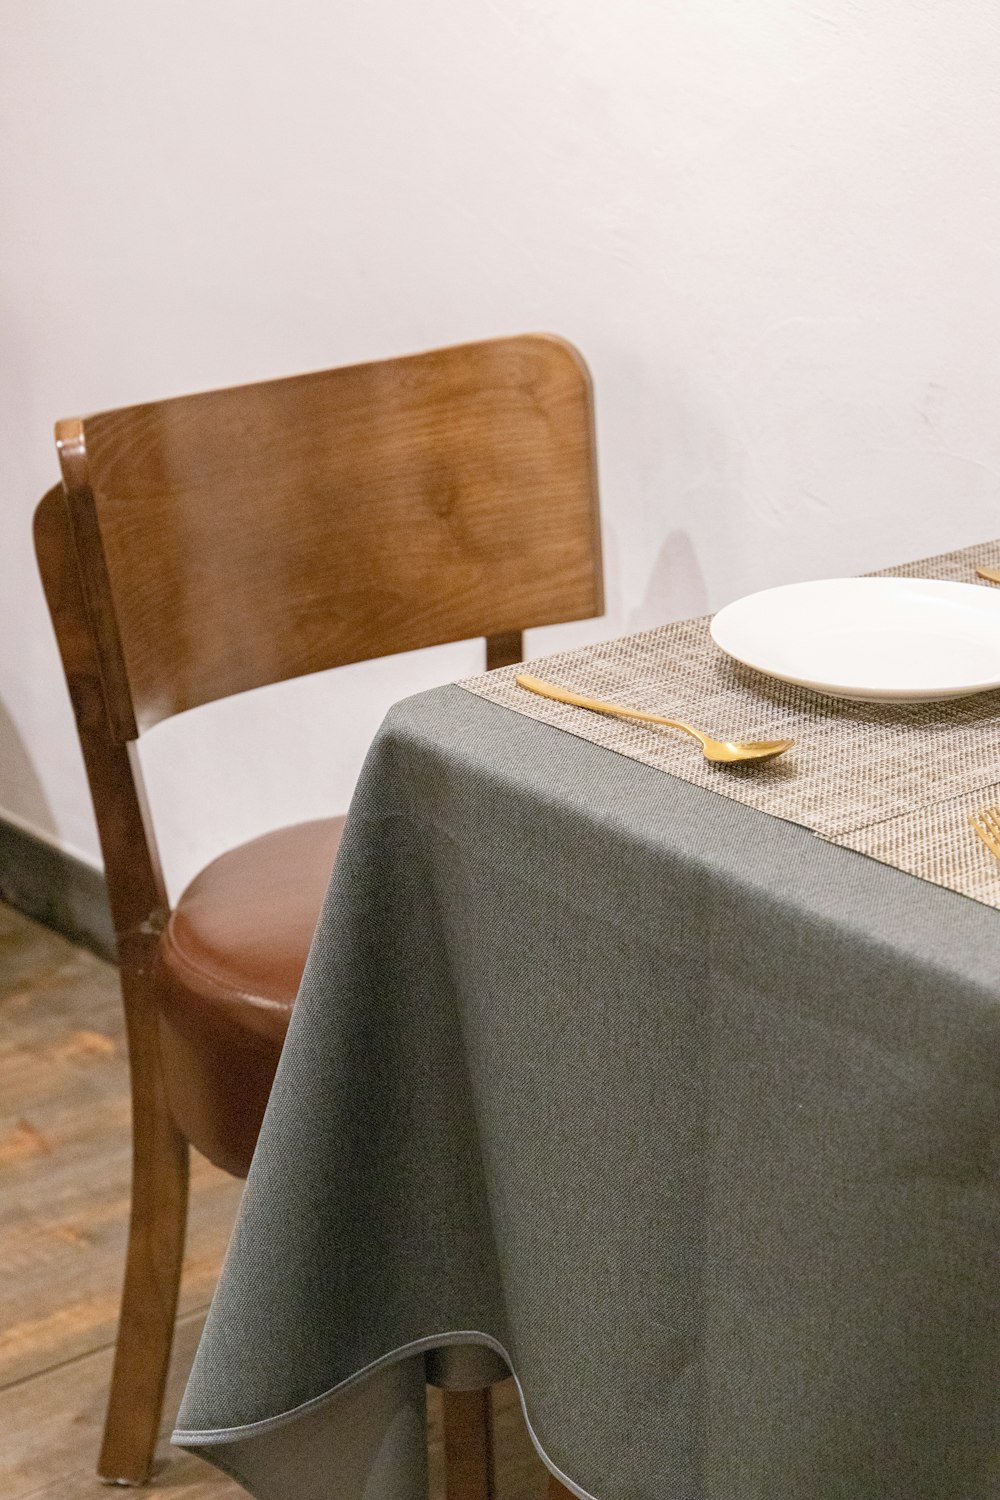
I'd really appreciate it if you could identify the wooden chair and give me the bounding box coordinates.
[33,334,603,1491]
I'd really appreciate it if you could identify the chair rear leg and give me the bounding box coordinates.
[98,1001,190,1486]
[441,1387,495,1500]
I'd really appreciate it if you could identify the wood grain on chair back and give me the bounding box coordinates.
[55,335,602,742]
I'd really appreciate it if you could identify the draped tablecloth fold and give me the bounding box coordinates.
[175,687,1000,1500]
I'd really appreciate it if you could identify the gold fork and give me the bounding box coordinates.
[969,804,1000,860]
[975,566,1000,585]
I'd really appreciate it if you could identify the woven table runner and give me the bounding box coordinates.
[460,539,1000,910]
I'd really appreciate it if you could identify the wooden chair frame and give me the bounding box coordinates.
[34,335,603,1493]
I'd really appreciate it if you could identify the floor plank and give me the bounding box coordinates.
[0,907,244,1388]
[0,902,548,1498]
[0,1311,243,1499]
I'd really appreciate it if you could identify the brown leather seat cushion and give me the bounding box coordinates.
[156,817,346,1176]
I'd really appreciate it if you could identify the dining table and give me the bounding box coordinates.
[174,539,1000,1500]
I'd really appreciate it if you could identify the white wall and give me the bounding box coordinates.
[3,0,1000,902]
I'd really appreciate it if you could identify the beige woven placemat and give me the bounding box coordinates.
[460,539,1000,910]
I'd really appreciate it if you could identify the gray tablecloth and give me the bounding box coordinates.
[175,685,1000,1500]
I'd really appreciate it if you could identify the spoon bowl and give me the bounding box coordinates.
[700,735,795,764]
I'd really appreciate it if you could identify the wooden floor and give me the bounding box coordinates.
[0,902,547,1499]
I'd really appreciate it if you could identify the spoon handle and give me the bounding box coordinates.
[515,674,701,744]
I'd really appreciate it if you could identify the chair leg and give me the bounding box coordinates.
[441,1387,495,1500]
[98,1003,190,1486]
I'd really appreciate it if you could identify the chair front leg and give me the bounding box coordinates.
[441,1387,495,1500]
[98,968,190,1486]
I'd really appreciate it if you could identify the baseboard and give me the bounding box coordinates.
[0,817,116,964]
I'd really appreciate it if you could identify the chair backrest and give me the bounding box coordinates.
[35,333,602,946]
[50,334,603,742]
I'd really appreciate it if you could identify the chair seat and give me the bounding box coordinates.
[156,817,346,1175]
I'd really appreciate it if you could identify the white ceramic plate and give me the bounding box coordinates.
[709,577,1000,702]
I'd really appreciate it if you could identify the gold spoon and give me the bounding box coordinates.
[976,566,1000,585]
[516,674,794,764]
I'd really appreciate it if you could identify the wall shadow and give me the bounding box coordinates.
[626,529,710,632]
[0,697,56,838]
[0,697,113,959]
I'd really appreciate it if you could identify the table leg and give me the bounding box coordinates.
[441,1387,494,1500]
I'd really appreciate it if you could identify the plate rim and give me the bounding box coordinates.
[709,575,1000,702]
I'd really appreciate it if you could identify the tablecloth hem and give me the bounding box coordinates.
[172,1327,595,1500]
